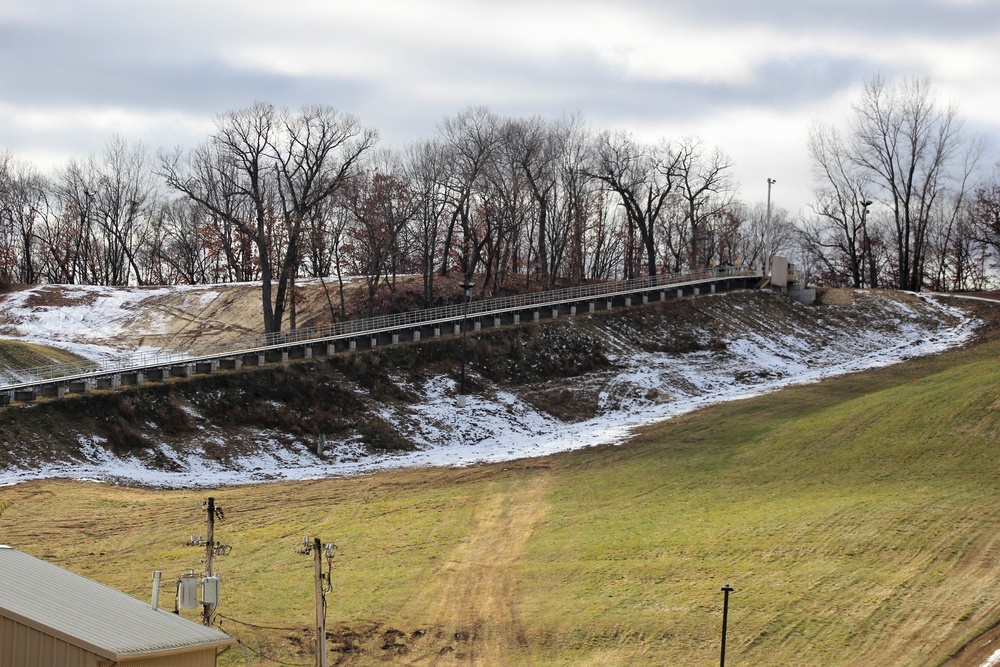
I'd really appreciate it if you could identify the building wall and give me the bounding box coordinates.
[115,648,218,667]
[771,255,789,288]
[2,615,218,667]
[1,615,100,667]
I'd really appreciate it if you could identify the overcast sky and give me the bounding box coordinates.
[2,0,999,214]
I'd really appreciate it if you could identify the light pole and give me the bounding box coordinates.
[80,189,94,285]
[457,281,475,408]
[765,178,776,275]
[720,584,734,667]
[860,199,873,287]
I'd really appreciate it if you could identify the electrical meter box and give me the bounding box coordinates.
[177,575,199,609]
[201,576,220,605]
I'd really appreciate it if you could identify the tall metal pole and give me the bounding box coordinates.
[720,584,734,667]
[80,190,94,285]
[765,178,776,276]
[203,497,215,627]
[861,199,873,287]
[457,281,474,408]
[314,538,327,667]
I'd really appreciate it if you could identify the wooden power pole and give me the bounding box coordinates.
[203,497,215,627]
[314,537,327,667]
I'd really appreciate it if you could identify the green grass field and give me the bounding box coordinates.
[2,326,1000,665]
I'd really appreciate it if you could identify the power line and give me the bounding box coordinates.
[215,612,305,633]
[229,634,313,667]
[214,614,315,667]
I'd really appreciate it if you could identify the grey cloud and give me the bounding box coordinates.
[2,0,997,192]
[646,0,1000,38]
[381,46,874,127]
[0,12,885,153]
[1,26,372,116]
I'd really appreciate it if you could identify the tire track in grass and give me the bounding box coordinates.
[389,470,553,666]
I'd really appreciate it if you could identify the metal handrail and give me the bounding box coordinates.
[1,266,758,392]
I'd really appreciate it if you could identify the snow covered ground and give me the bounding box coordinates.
[0,278,366,384]
[0,283,222,367]
[0,290,977,488]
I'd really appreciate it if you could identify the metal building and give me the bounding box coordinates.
[0,546,234,666]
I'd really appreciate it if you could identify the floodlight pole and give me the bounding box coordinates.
[457,281,475,408]
[80,190,94,285]
[860,199,873,287]
[765,178,776,275]
[720,584,734,667]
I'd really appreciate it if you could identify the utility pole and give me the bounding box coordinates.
[203,497,215,627]
[314,537,327,667]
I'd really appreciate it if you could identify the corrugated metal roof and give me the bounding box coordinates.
[0,546,234,660]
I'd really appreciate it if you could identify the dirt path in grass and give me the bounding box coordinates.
[387,470,553,666]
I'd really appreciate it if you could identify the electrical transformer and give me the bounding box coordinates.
[177,575,199,609]
[201,575,220,605]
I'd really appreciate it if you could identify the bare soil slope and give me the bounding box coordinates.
[0,277,411,354]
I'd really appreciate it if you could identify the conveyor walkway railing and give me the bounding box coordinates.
[0,266,760,400]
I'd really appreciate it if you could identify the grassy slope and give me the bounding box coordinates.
[0,339,85,371]
[2,310,1000,665]
[519,336,1000,666]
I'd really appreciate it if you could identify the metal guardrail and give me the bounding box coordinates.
[1,266,759,393]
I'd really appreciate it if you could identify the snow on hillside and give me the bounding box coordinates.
[0,278,365,381]
[0,283,222,365]
[0,289,977,488]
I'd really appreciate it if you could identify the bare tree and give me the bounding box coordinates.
[52,157,100,284]
[968,162,1000,282]
[405,139,451,307]
[272,105,378,328]
[849,76,979,290]
[708,199,796,274]
[344,150,420,316]
[0,153,49,285]
[806,122,878,287]
[478,123,536,295]
[674,137,735,269]
[586,189,627,280]
[158,198,213,284]
[305,195,353,320]
[926,197,991,291]
[926,152,983,292]
[160,101,277,322]
[437,106,501,286]
[89,136,159,285]
[161,102,376,333]
[505,116,559,288]
[588,132,679,278]
[554,115,596,284]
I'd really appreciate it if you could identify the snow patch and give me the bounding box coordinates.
[0,293,976,488]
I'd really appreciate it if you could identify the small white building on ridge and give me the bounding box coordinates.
[0,545,234,666]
